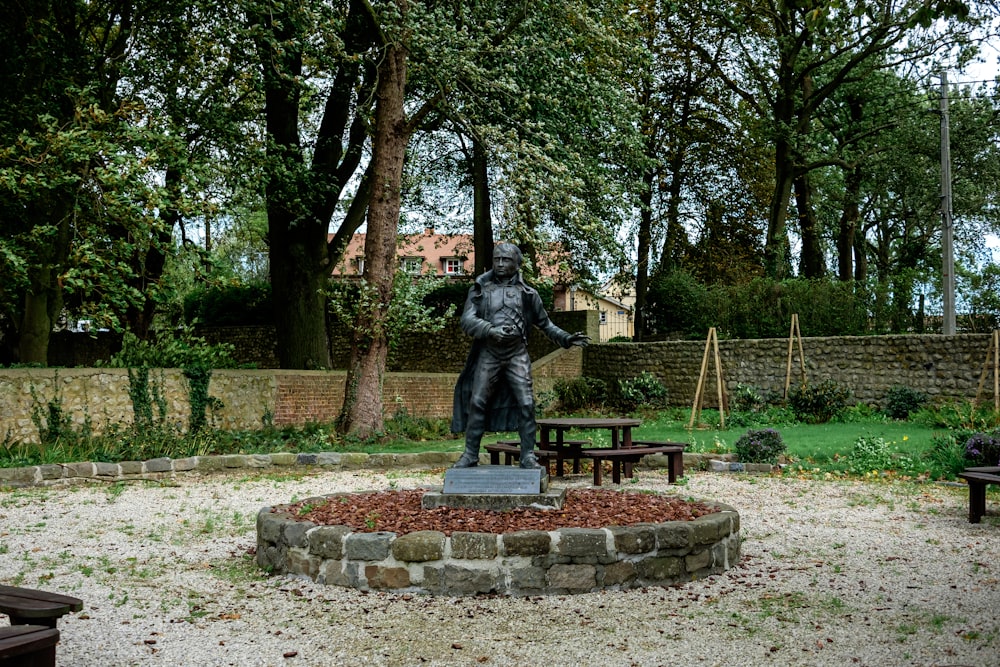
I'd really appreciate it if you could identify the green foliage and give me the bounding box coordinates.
[327,274,456,351]
[109,330,237,370]
[733,428,786,463]
[923,433,974,479]
[183,281,273,326]
[614,372,668,412]
[552,377,608,412]
[882,385,927,420]
[645,270,711,337]
[847,435,895,472]
[788,380,851,423]
[420,281,472,316]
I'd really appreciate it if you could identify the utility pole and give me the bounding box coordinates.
[940,72,956,335]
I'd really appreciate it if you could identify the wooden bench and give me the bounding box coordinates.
[581,444,686,486]
[0,585,83,629]
[958,466,1000,523]
[484,442,558,474]
[0,625,60,667]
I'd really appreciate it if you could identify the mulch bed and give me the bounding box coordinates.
[289,488,719,536]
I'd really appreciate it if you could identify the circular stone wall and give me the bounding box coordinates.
[256,494,740,596]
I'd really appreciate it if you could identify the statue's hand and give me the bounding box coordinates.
[489,325,517,343]
[568,332,591,347]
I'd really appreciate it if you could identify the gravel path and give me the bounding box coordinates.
[1,468,998,667]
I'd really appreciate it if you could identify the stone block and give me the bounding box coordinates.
[501,531,551,556]
[287,550,320,579]
[64,462,94,479]
[0,466,37,486]
[282,519,315,548]
[690,514,725,545]
[602,560,637,587]
[119,461,143,476]
[195,456,225,472]
[548,563,596,590]
[391,531,445,562]
[636,555,684,582]
[145,457,173,473]
[172,457,197,471]
[345,532,393,561]
[685,548,712,572]
[365,565,411,590]
[556,528,609,559]
[296,453,318,465]
[247,454,272,468]
[508,565,547,591]
[269,453,297,466]
[440,564,497,595]
[95,462,119,477]
[38,464,63,480]
[654,522,692,550]
[609,525,656,554]
[451,532,498,560]
[256,508,282,543]
[309,525,353,559]
[315,452,342,467]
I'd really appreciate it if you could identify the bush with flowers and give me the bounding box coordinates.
[963,432,1000,467]
[733,428,786,463]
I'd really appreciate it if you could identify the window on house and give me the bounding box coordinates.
[599,310,607,325]
[354,257,365,275]
[400,257,423,274]
[444,258,463,274]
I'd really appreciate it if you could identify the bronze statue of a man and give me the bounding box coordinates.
[451,242,589,469]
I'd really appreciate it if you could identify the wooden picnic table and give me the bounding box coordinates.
[535,417,641,476]
[0,585,83,628]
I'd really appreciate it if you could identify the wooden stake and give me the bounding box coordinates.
[784,313,807,398]
[974,329,1000,411]
[689,327,728,429]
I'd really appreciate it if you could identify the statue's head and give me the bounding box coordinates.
[492,243,522,279]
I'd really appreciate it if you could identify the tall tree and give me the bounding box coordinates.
[248,0,377,369]
[702,0,984,278]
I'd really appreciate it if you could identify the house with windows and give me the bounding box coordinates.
[331,228,633,340]
[332,228,475,278]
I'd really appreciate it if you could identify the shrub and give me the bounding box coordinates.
[963,432,1000,467]
[847,435,894,472]
[923,434,971,479]
[733,428,786,463]
[614,372,668,412]
[882,385,927,420]
[183,281,273,326]
[553,377,608,412]
[787,380,851,423]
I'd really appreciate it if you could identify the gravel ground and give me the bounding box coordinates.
[1,467,998,667]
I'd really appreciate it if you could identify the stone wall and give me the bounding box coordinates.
[256,496,741,596]
[584,334,994,407]
[4,333,995,445]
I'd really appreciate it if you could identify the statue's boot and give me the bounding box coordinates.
[518,406,542,469]
[452,442,480,468]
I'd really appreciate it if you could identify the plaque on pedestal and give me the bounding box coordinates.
[443,465,546,495]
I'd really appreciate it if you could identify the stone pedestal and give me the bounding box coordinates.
[423,465,561,510]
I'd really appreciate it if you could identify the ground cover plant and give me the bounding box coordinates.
[3,396,994,482]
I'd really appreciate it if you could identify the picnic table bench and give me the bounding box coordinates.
[0,585,83,628]
[582,442,686,486]
[0,625,60,667]
[484,442,559,472]
[958,465,1000,523]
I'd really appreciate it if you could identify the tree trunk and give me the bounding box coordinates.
[794,171,825,278]
[471,136,493,276]
[765,137,795,279]
[337,37,408,437]
[837,166,862,281]
[634,167,654,341]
